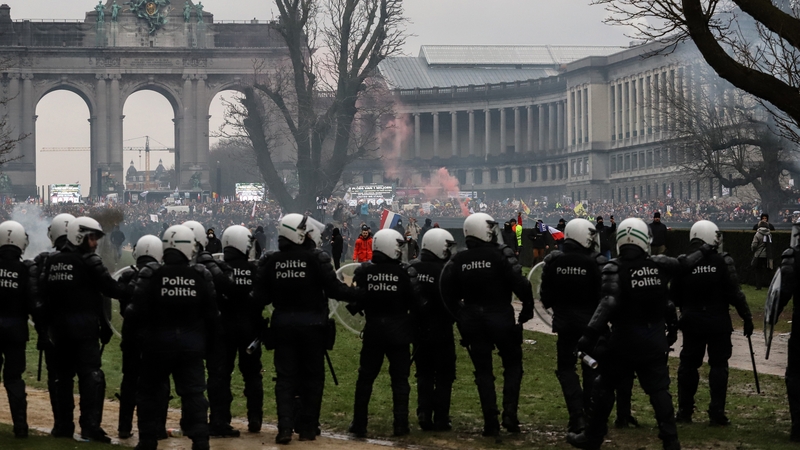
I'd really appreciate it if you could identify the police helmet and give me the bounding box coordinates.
[615,218,651,254]
[0,220,28,252]
[689,220,722,249]
[162,225,197,261]
[304,216,326,249]
[182,220,208,250]
[133,234,164,262]
[421,228,456,260]
[67,217,104,247]
[372,228,406,260]
[792,220,800,250]
[564,218,600,251]
[221,225,254,255]
[463,213,502,244]
[48,213,75,247]
[278,213,310,245]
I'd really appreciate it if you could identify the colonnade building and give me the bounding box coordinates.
[372,44,730,203]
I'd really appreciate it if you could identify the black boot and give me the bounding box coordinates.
[351,381,372,438]
[392,382,411,436]
[6,379,28,438]
[347,421,367,438]
[502,365,523,433]
[708,410,730,427]
[557,369,586,433]
[568,415,586,434]
[566,431,603,450]
[209,423,240,437]
[247,412,262,433]
[432,380,453,431]
[275,427,292,444]
[674,408,693,424]
[116,392,135,439]
[475,374,499,437]
[662,437,681,450]
[393,415,410,437]
[79,370,109,443]
[708,365,730,426]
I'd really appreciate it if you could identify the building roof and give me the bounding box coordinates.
[379,45,622,90]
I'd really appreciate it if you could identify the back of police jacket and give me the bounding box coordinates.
[670,244,751,333]
[441,238,534,322]
[350,252,419,344]
[41,244,125,341]
[253,239,354,328]
[216,247,260,344]
[540,241,605,334]
[409,250,451,329]
[0,246,35,343]
[127,251,219,354]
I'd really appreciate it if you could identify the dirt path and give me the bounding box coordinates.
[516,302,790,377]
[0,389,409,449]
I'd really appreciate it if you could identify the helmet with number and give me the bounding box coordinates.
[67,216,104,247]
[421,228,456,260]
[615,218,651,254]
[162,225,197,261]
[463,213,502,244]
[372,228,405,260]
[690,220,722,249]
[564,218,600,251]
[278,213,310,245]
[0,220,28,252]
[182,221,208,250]
[48,213,75,247]
[133,234,163,262]
[221,225,254,255]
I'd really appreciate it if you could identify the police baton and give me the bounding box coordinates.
[37,350,43,382]
[747,335,761,394]
[246,338,261,355]
[324,351,338,386]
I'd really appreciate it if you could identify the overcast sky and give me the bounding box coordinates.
[10,0,629,194]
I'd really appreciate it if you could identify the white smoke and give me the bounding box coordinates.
[10,203,53,259]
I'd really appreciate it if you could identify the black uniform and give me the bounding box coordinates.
[0,245,35,437]
[671,245,753,424]
[570,246,707,450]
[211,247,263,433]
[348,252,419,436]
[540,241,606,433]
[408,250,454,431]
[40,242,124,441]
[252,238,354,441]
[127,250,219,450]
[440,238,534,436]
[777,245,800,439]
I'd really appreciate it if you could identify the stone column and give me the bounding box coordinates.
[6,74,20,159]
[182,74,196,181]
[195,74,209,169]
[548,103,557,150]
[556,101,564,149]
[432,112,439,158]
[484,109,491,158]
[414,113,421,158]
[538,104,546,152]
[584,88,590,142]
[513,107,521,154]
[526,105,534,153]
[109,74,123,170]
[94,74,108,167]
[576,90,582,144]
[451,111,458,157]
[499,107,506,154]
[468,110,475,157]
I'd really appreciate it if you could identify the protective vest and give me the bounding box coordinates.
[513,224,523,248]
[261,247,329,326]
[615,257,669,329]
[670,252,733,333]
[542,249,602,333]
[0,253,30,343]
[353,260,415,343]
[43,249,98,341]
[409,255,450,325]
[219,254,259,342]
[448,244,515,311]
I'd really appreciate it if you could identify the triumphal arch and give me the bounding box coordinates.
[0,0,285,196]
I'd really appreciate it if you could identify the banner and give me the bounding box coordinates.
[50,184,81,204]
[235,183,265,202]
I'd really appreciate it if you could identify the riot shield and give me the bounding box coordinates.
[332,263,365,335]
[527,261,552,327]
[765,269,782,360]
[108,265,137,338]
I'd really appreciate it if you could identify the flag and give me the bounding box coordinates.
[573,203,586,216]
[149,214,159,223]
[537,222,565,241]
[520,200,531,215]
[380,209,402,229]
[251,202,257,218]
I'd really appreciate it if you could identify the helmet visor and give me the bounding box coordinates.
[488,220,504,245]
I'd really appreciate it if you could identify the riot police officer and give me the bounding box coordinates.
[440,213,535,437]
[673,220,753,426]
[0,221,34,438]
[40,216,125,443]
[347,228,419,438]
[252,213,355,444]
[569,218,710,450]
[540,218,605,433]
[409,229,457,431]
[116,235,164,439]
[182,220,236,437]
[212,225,264,434]
[127,225,219,450]
[30,213,74,437]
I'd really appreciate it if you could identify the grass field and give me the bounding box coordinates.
[8,251,797,449]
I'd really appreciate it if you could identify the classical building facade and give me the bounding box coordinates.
[374,44,733,203]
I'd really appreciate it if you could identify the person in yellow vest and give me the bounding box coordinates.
[510,218,523,249]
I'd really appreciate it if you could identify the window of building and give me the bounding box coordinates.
[505,168,513,183]
[530,166,537,182]
[679,181,683,199]
[457,170,467,186]
[584,190,588,200]
[632,153,638,170]
[624,154,630,171]
[542,167,548,181]
[647,184,651,198]
[610,86,616,141]
[611,188,615,201]
[610,156,616,173]
[577,190,581,202]
[518,167,526,183]
[490,168,498,184]
[687,180,692,199]
[473,169,483,185]
[363,171,373,184]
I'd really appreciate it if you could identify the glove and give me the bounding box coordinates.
[36,335,51,351]
[518,304,534,324]
[667,327,678,346]
[699,243,716,255]
[100,325,113,345]
[577,328,600,355]
[743,318,754,337]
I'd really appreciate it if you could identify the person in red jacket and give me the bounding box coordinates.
[353,225,373,262]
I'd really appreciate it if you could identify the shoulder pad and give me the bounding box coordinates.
[144,261,160,272]
[22,259,35,270]
[783,248,796,258]
[722,253,735,265]
[137,265,155,279]
[601,260,619,274]
[196,252,215,264]
[405,264,418,278]
[543,251,563,264]
[193,263,207,274]
[83,252,104,267]
[595,253,608,266]
[316,249,332,264]
[501,245,516,259]
[34,251,49,265]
